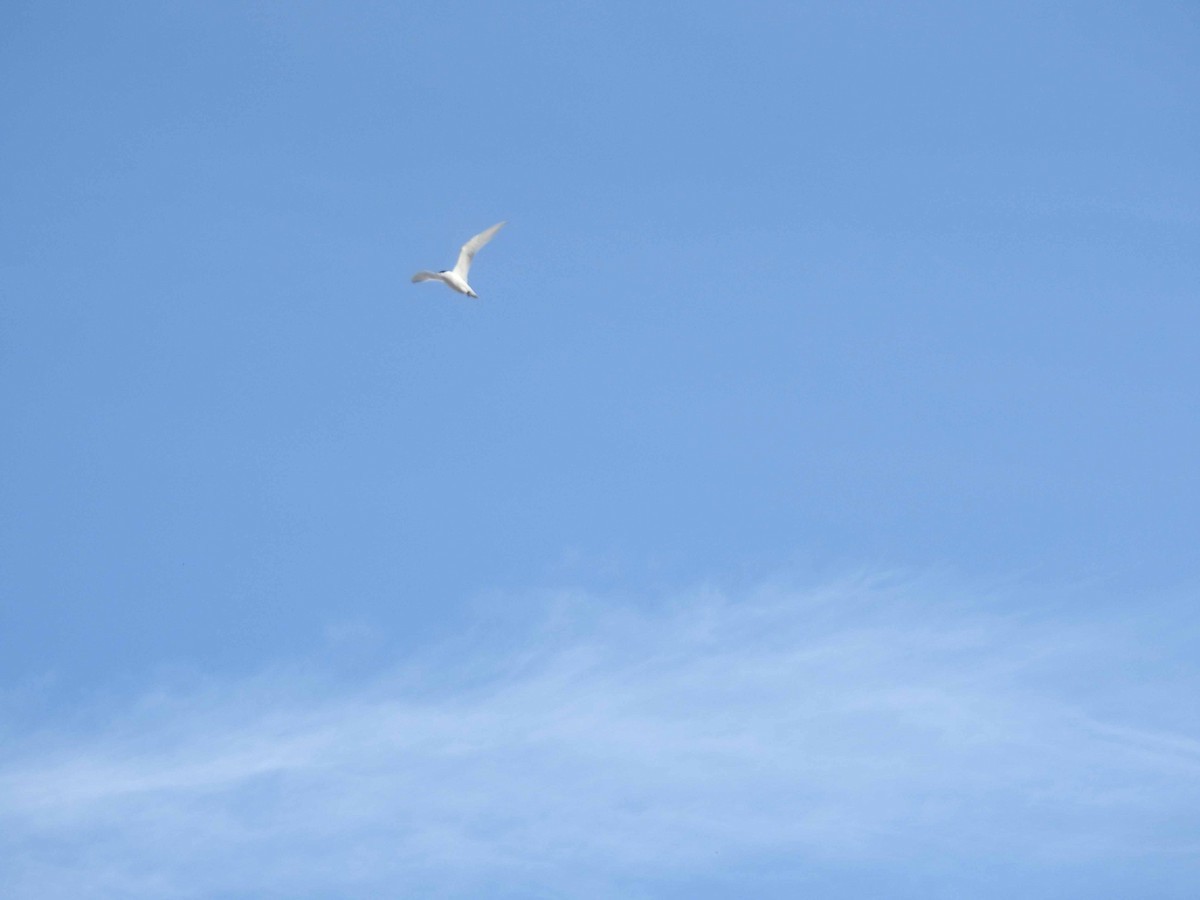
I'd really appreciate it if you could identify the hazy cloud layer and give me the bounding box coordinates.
[2,575,1198,898]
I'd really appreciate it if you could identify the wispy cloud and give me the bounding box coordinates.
[2,574,1198,898]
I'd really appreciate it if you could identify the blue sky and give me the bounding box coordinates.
[2,2,1198,897]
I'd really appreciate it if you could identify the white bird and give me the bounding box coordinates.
[411,221,506,299]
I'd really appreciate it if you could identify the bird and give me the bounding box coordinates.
[411,221,506,299]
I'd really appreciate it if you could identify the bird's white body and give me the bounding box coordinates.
[411,221,506,299]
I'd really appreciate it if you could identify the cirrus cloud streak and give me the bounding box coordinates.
[2,574,1198,898]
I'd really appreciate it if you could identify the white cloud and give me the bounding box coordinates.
[2,574,1198,898]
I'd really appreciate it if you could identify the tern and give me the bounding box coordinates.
[411,221,506,299]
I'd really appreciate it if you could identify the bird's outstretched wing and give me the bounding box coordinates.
[452,221,506,278]
[411,271,442,283]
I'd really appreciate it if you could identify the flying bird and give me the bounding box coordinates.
[411,221,506,299]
